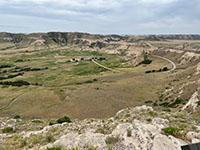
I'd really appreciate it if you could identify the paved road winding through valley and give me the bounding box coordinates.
[152,55,176,72]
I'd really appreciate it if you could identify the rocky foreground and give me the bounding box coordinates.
[0,105,200,150]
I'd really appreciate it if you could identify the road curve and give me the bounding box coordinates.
[92,60,120,73]
[151,55,176,72]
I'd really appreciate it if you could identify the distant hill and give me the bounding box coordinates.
[0,32,200,44]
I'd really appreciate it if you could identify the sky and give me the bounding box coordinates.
[0,0,199,34]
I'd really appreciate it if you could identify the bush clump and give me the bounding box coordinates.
[105,136,119,144]
[0,80,30,87]
[0,64,12,69]
[46,146,63,150]
[2,127,14,133]
[127,129,132,137]
[45,134,55,143]
[145,67,169,74]
[139,54,152,65]
[96,127,106,134]
[162,67,169,71]
[145,100,153,104]
[56,116,72,124]
[162,127,182,137]
[14,115,21,119]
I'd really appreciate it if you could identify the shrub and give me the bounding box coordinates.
[146,118,152,122]
[46,146,62,150]
[20,139,27,148]
[56,116,71,124]
[163,109,171,112]
[107,146,113,150]
[143,59,152,64]
[173,98,182,105]
[192,126,198,131]
[87,146,98,150]
[162,127,181,137]
[49,122,54,126]
[93,78,98,82]
[0,80,30,87]
[175,112,185,119]
[105,136,119,144]
[2,127,14,133]
[45,134,55,143]
[85,80,93,84]
[159,102,169,107]
[145,100,153,104]
[148,110,157,116]
[29,134,42,146]
[71,147,80,150]
[162,67,168,71]
[145,70,152,74]
[0,64,12,69]
[152,102,158,106]
[139,54,152,65]
[159,95,163,102]
[127,129,132,137]
[14,115,21,119]
[145,67,169,74]
[96,127,106,134]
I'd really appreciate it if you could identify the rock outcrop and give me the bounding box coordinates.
[182,91,199,112]
[1,105,199,150]
[43,118,187,150]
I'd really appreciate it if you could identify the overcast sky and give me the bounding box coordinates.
[0,0,199,34]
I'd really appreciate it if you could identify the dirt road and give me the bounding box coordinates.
[92,60,120,73]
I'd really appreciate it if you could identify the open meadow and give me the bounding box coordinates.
[0,44,172,119]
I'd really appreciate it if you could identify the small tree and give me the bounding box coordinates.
[140,51,152,64]
[162,67,168,71]
[144,54,148,62]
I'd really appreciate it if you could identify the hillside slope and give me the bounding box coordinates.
[0,105,200,150]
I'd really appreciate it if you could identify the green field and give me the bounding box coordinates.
[0,46,172,119]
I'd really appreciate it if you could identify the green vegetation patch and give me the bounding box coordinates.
[14,115,21,119]
[145,67,169,74]
[0,80,31,87]
[159,98,183,108]
[162,126,186,138]
[139,54,152,65]
[76,78,98,85]
[127,129,132,137]
[105,136,119,144]
[56,116,72,124]
[2,127,15,133]
[47,146,63,150]
[0,64,13,69]
[71,62,107,76]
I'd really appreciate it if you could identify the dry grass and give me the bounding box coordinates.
[0,45,173,119]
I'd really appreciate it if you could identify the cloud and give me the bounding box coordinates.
[0,0,199,34]
[4,0,121,9]
[139,0,178,4]
[0,24,26,29]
